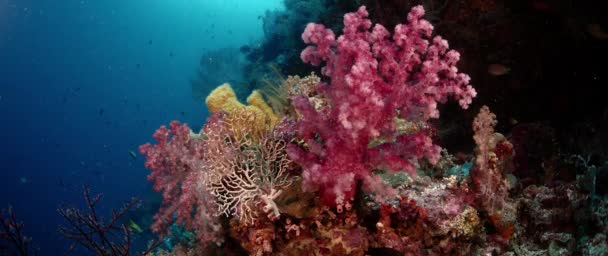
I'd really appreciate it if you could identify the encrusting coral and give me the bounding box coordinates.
[260,72,323,118]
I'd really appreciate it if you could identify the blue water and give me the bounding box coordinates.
[0,0,282,253]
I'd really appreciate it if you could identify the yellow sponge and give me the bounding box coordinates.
[205,83,245,113]
[247,90,279,127]
[205,83,279,140]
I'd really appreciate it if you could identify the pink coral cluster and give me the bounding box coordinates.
[289,5,477,206]
[139,120,222,245]
[139,111,295,245]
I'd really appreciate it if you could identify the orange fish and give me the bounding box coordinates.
[487,64,510,76]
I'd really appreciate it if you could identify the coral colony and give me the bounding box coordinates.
[139,5,606,255]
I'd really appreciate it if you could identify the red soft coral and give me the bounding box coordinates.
[289,5,476,206]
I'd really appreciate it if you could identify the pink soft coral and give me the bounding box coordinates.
[139,121,222,245]
[289,5,476,206]
[470,106,516,241]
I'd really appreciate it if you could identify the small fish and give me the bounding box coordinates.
[129,150,137,159]
[487,64,510,76]
[180,111,185,116]
[19,177,29,184]
[99,108,104,116]
[129,219,143,233]
[136,63,140,69]
[169,52,174,57]
[148,39,152,45]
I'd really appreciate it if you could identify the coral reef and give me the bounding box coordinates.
[246,0,608,160]
[140,3,608,256]
[140,83,288,249]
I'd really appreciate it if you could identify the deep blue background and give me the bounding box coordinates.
[0,0,281,253]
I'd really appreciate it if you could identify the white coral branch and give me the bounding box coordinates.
[202,115,293,224]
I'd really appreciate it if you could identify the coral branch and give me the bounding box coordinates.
[203,111,293,224]
[0,206,38,256]
[57,185,160,256]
